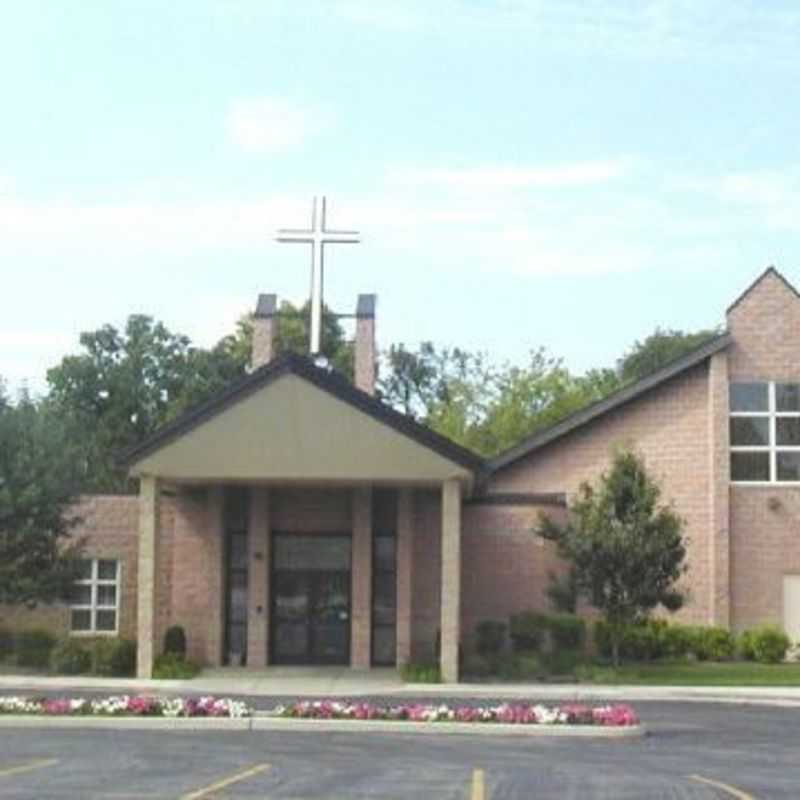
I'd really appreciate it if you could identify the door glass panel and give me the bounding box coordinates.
[274,536,351,571]
[311,572,350,663]
[373,573,396,626]
[372,626,396,666]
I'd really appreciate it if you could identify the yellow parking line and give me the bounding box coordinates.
[471,768,485,800]
[181,762,271,800]
[0,758,59,778]
[688,774,755,800]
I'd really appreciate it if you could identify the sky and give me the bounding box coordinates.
[3,1,800,394]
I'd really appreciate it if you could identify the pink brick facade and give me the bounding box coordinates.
[8,269,800,676]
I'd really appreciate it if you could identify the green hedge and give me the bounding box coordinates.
[15,629,56,668]
[50,639,92,675]
[152,653,201,680]
[0,627,13,661]
[508,612,585,654]
[740,625,791,664]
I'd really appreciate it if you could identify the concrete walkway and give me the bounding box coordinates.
[3,668,800,705]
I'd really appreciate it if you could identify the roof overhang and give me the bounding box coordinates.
[122,355,482,489]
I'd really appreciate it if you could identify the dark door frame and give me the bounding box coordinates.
[269,532,352,666]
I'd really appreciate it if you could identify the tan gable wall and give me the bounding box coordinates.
[131,374,472,484]
[488,363,714,625]
[727,270,800,630]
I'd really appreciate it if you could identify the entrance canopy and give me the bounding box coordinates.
[122,354,482,487]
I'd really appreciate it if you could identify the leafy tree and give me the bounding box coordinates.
[47,315,246,492]
[618,327,721,383]
[538,450,687,666]
[223,300,353,378]
[0,392,84,606]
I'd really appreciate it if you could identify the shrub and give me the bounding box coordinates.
[542,649,584,676]
[691,626,736,661]
[50,639,91,675]
[90,638,137,677]
[548,614,586,652]
[152,653,200,680]
[509,612,549,653]
[496,652,543,681]
[474,620,506,656]
[163,625,187,658]
[400,662,441,683]
[740,625,791,664]
[661,623,695,658]
[15,629,56,669]
[0,628,13,661]
[462,653,495,679]
[109,639,137,677]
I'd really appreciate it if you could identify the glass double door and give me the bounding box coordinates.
[271,534,351,665]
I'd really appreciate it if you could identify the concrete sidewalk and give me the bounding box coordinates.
[3,669,800,706]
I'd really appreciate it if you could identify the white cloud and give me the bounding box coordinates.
[387,160,632,190]
[226,98,325,154]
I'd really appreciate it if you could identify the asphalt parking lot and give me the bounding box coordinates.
[1,700,798,798]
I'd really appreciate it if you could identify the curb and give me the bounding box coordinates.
[249,716,646,738]
[0,715,645,738]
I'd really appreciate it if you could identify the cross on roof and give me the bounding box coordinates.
[276,196,360,355]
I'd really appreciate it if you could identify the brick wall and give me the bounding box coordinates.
[461,502,567,647]
[488,363,715,624]
[0,495,140,641]
[726,270,800,630]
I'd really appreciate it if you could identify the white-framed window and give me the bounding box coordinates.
[69,558,120,634]
[730,382,800,483]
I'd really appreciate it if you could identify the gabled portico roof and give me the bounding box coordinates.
[121,353,483,485]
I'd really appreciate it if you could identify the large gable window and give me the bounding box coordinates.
[730,382,800,483]
[69,559,119,634]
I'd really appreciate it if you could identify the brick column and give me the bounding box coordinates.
[440,479,461,683]
[247,488,270,667]
[355,295,376,395]
[708,350,731,627]
[351,487,373,667]
[136,475,159,679]
[396,489,414,666]
[252,294,278,370]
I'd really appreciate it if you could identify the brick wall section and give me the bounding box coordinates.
[0,495,139,641]
[167,487,225,665]
[489,363,715,625]
[271,488,352,533]
[410,490,441,662]
[726,270,800,630]
[461,502,567,647]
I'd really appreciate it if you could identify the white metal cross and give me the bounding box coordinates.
[276,196,360,355]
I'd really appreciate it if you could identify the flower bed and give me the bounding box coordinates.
[0,695,251,719]
[275,701,639,727]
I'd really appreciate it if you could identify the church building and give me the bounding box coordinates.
[5,265,800,682]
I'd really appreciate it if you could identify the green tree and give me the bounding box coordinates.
[223,300,353,378]
[618,327,721,383]
[47,315,246,492]
[538,450,687,666]
[0,392,84,605]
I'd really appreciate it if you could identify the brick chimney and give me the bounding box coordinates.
[251,293,278,370]
[355,294,376,395]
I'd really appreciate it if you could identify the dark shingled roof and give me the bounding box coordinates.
[119,352,485,471]
[488,331,733,475]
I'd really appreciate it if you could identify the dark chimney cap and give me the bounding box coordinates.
[356,294,376,319]
[255,293,277,318]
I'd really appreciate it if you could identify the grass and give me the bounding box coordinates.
[581,660,800,686]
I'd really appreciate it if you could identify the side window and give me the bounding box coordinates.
[70,559,119,634]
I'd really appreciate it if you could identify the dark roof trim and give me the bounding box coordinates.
[466,492,566,507]
[727,266,800,314]
[489,331,733,474]
[119,352,484,471]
